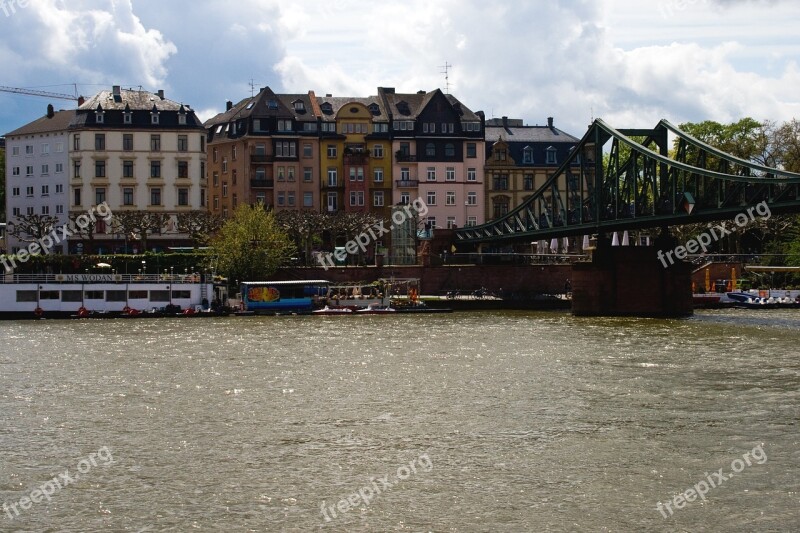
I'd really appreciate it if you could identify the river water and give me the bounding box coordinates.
[0,310,798,532]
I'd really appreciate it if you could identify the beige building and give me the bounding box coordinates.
[69,86,207,253]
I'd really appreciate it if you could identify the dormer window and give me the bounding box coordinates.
[267,100,278,110]
[320,102,333,115]
[368,103,380,115]
[124,112,132,124]
[523,146,534,164]
[95,105,104,124]
[546,146,557,164]
[178,114,186,125]
[151,106,160,124]
[293,100,305,113]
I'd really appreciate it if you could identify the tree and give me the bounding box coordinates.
[176,210,224,247]
[68,211,101,254]
[209,203,295,282]
[8,213,59,246]
[275,210,326,265]
[327,211,381,265]
[112,210,169,253]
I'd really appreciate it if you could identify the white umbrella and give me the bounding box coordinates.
[96,262,112,268]
[582,235,590,250]
[611,232,620,246]
[550,238,559,253]
[562,237,569,252]
[622,231,630,246]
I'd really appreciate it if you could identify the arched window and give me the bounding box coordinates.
[445,143,455,157]
[425,143,436,157]
[523,146,534,164]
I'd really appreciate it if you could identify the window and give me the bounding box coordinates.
[212,148,218,162]
[124,112,132,124]
[446,191,456,205]
[231,168,237,185]
[26,206,34,215]
[349,167,356,181]
[303,143,312,157]
[276,141,296,157]
[150,135,161,151]
[466,142,476,158]
[467,168,477,182]
[222,158,228,173]
[41,185,49,196]
[523,147,534,164]
[222,183,228,197]
[11,146,19,155]
[426,191,436,205]
[123,160,134,178]
[178,114,186,125]
[494,148,507,161]
[467,192,477,205]
[277,167,285,181]
[445,143,455,157]
[200,162,205,181]
[95,161,106,178]
[213,196,219,210]
[55,184,63,194]
[327,192,337,212]
[524,174,534,190]
[373,123,388,133]
[25,144,33,155]
[350,191,364,206]
[493,197,510,218]
[41,164,49,175]
[41,143,50,155]
[255,192,265,205]
[150,188,161,206]
[327,145,337,158]
[200,135,205,152]
[73,135,81,151]
[400,192,410,205]
[26,165,33,176]
[178,188,189,206]
[11,187,19,197]
[546,146,557,164]
[213,172,219,187]
[55,163,63,174]
[200,188,206,207]
[12,207,20,216]
[467,216,477,227]
[373,191,384,207]
[287,167,295,181]
[374,168,383,182]
[446,167,455,181]
[277,192,285,206]
[178,161,188,179]
[303,192,313,207]
[278,119,292,131]
[73,188,81,205]
[56,142,64,153]
[427,167,436,181]
[56,205,64,214]
[447,216,457,229]
[425,143,435,157]
[123,187,134,205]
[426,217,437,229]
[12,167,20,176]
[303,167,313,182]
[151,112,159,125]
[327,168,337,187]
[178,135,188,152]
[401,168,410,180]
[493,175,509,190]
[150,161,161,178]
[373,144,384,157]
[26,186,33,197]
[287,192,295,206]
[123,134,133,151]
[294,101,305,113]
[95,188,106,204]
[95,134,105,150]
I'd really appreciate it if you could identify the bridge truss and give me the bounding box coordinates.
[454,119,800,245]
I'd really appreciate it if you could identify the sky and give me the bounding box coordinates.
[0,0,798,138]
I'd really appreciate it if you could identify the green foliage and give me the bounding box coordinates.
[209,204,295,282]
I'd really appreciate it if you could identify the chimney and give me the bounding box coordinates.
[226,100,233,111]
[77,96,85,106]
[502,116,508,128]
[325,94,332,97]
[417,90,426,95]
[547,116,554,128]
[382,87,395,94]
[46,104,55,119]
[157,89,165,100]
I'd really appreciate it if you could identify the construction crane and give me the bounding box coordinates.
[0,85,80,101]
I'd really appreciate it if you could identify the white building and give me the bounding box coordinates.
[4,105,73,254]
[69,86,207,253]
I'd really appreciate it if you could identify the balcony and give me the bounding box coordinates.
[250,178,274,188]
[250,153,274,163]
[395,180,419,187]
[395,152,417,162]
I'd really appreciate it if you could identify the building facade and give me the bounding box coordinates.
[69,86,207,253]
[4,105,73,254]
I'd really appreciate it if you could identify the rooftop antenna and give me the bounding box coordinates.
[439,62,452,94]
[249,78,260,97]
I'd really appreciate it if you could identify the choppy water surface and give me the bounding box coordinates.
[0,310,798,531]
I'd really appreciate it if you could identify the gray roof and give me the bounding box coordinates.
[485,125,580,143]
[79,88,191,112]
[315,95,388,121]
[5,109,76,137]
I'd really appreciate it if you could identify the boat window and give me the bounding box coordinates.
[172,290,191,299]
[150,290,170,302]
[106,291,127,302]
[40,291,60,300]
[85,291,104,300]
[128,290,148,299]
[61,291,83,302]
[16,290,38,302]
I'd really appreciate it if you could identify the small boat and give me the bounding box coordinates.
[312,305,353,315]
[356,303,396,314]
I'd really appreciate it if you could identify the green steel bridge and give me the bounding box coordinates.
[454,119,800,245]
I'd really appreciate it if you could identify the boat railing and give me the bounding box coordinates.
[1,273,205,284]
